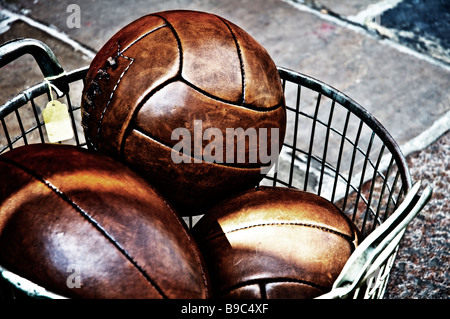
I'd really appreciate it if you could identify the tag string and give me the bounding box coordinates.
[44,72,66,103]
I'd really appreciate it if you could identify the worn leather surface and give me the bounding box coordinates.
[81,10,286,215]
[0,144,210,299]
[193,186,361,299]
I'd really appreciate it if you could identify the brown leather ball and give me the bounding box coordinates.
[81,10,286,215]
[0,144,210,299]
[192,186,361,299]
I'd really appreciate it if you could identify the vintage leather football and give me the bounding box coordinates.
[192,186,361,299]
[0,144,210,299]
[81,10,286,215]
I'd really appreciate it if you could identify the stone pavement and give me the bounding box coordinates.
[0,0,448,298]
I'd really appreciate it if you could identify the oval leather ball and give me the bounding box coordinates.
[192,186,361,299]
[81,10,286,215]
[0,144,210,299]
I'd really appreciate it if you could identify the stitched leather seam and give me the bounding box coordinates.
[218,16,246,105]
[204,222,354,243]
[152,14,183,75]
[179,77,284,112]
[96,44,134,143]
[119,23,167,55]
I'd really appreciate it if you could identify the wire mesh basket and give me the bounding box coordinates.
[0,38,432,299]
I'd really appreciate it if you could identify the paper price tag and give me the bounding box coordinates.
[43,100,74,143]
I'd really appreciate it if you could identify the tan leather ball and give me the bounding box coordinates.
[0,144,210,299]
[192,186,361,299]
[81,10,286,215]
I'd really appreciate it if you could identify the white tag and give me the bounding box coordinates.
[43,100,74,143]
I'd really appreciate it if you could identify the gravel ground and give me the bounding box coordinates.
[386,130,449,299]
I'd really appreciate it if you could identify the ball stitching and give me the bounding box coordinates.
[96,23,169,144]
[203,222,356,245]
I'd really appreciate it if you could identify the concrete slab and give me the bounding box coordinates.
[379,0,450,65]
[293,0,450,65]
[1,0,449,151]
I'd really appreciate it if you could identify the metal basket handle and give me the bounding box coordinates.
[317,181,432,299]
[0,264,67,299]
[0,38,68,96]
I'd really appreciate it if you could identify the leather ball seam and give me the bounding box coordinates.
[202,222,356,246]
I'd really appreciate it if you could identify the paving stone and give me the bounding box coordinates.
[379,0,450,65]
